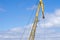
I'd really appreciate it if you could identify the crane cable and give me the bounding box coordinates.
[42,15,46,40]
[21,2,38,40]
[20,10,34,40]
[20,0,40,40]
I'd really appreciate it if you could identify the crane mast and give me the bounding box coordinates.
[28,0,44,40]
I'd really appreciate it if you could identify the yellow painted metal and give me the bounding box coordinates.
[28,0,44,40]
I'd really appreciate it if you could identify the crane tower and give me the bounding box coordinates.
[28,0,45,40]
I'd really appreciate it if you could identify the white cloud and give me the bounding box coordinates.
[0,8,6,12]
[55,9,60,16]
[26,5,37,10]
[39,9,60,28]
[0,35,20,39]
[0,9,60,40]
[0,35,2,38]
[9,27,23,32]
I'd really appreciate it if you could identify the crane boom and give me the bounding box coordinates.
[28,0,44,40]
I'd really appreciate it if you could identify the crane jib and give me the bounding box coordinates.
[28,0,45,40]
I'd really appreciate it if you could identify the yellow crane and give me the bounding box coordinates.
[28,0,45,40]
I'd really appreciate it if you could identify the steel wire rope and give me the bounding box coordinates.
[21,9,36,40]
[42,4,45,40]
[43,18,45,40]
[20,1,39,40]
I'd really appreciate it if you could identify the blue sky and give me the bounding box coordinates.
[0,0,39,31]
[0,0,60,32]
[0,0,60,40]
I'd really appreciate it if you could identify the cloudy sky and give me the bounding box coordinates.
[0,0,60,40]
